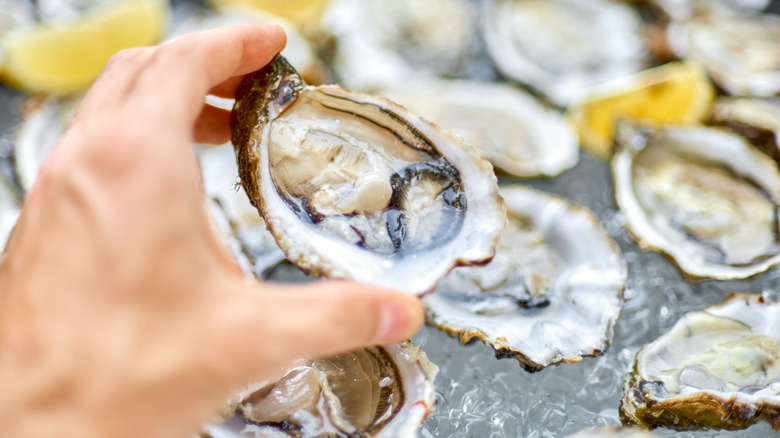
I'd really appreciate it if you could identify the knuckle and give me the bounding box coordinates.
[106,47,147,68]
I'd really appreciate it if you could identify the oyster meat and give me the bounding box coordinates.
[205,341,437,438]
[621,294,780,431]
[483,0,646,106]
[709,96,780,164]
[423,186,626,372]
[232,55,505,295]
[612,122,780,280]
[378,79,579,178]
[668,13,780,96]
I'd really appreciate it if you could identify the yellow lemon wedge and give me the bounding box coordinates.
[567,61,715,161]
[0,0,169,95]
[209,0,329,31]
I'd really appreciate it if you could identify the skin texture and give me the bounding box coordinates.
[0,25,424,438]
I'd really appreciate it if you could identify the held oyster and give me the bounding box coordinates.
[377,79,579,178]
[204,341,437,438]
[483,0,646,106]
[620,294,780,431]
[612,122,780,280]
[423,186,626,372]
[232,55,505,295]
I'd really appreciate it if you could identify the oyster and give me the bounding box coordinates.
[621,294,780,431]
[204,341,437,438]
[668,14,780,96]
[321,0,484,89]
[423,186,626,372]
[709,97,780,164]
[378,79,579,178]
[231,55,505,295]
[612,122,780,280]
[483,0,646,106]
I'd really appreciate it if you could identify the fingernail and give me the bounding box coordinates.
[374,298,420,343]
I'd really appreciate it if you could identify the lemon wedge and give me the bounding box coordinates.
[567,61,715,161]
[0,0,169,95]
[209,0,329,31]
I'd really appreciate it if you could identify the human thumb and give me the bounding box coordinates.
[209,279,425,386]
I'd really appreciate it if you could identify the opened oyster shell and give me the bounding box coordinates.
[423,186,626,372]
[204,341,437,438]
[621,294,780,431]
[668,14,780,96]
[612,122,780,280]
[709,96,780,164]
[322,0,484,89]
[377,79,579,178]
[483,0,646,106]
[232,55,505,295]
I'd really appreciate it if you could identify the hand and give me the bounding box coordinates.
[0,25,424,438]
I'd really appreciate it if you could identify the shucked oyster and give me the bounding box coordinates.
[205,341,437,438]
[484,0,646,106]
[621,294,780,431]
[424,186,626,372]
[377,79,579,178]
[232,55,505,295]
[668,14,780,97]
[612,122,780,280]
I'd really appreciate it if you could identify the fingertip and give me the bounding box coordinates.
[372,290,425,344]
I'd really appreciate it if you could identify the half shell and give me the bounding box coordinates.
[621,294,780,431]
[612,122,780,280]
[232,55,505,295]
[204,341,437,438]
[483,0,646,106]
[668,14,780,96]
[423,186,626,372]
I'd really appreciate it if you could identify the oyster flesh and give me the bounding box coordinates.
[668,13,780,96]
[483,0,646,106]
[204,341,437,438]
[423,186,626,372]
[232,55,505,295]
[378,79,579,178]
[612,122,780,280]
[621,294,780,431]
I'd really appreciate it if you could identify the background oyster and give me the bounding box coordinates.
[424,186,626,372]
[621,294,780,431]
[612,122,780,280]
[205,341,437,438]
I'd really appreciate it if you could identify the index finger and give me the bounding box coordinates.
[131,24,287,119]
